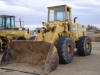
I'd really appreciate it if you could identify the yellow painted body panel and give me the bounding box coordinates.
[35,21,86,47]
[0,30,30,39]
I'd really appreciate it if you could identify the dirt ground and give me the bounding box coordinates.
[0,42,100,75]
[88,33,100,42]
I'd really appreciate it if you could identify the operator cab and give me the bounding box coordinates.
[0,15,15,30]
[48,5,72,22]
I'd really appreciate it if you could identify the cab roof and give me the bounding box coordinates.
[48,5,71,9]
[0,15,15,17]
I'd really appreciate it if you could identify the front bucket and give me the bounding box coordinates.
[0,40,59,74]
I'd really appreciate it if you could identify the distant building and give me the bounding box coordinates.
[15,21,24,28]
[90,24,100,29]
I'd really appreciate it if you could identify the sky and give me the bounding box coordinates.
[0,0,100,29]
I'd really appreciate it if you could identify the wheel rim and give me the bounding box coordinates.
[86,41,90,51]
[66,44,72,56]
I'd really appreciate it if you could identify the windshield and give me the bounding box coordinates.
[49,7,65,22]
[0,16,15,29]
[6,16,15,29]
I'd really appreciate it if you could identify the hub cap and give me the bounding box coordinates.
[86,41,90,51]
[66,44,72,56]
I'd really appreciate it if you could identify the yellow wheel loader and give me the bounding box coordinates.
[0,15,30,52]
[0,5,92,74]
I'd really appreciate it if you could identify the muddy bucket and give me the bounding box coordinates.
[0,40,59,74]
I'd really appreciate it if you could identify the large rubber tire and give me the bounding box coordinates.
[0,37,8,53]
[15,36,26,40]
[29,36,36,40]
[55,36,74,64]
[76,36,92,56]
[0,42,3,52]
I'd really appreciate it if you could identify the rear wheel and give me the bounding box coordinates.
[15,36,26,40]
[55,36,74,64]
[76,36,92,56]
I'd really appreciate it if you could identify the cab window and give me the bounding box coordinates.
[11,17,15,28]
[6,16,15,29]
[67,9,70,21]
[0,16,4,29]
[6,16,11,29]
[49,7,65,22]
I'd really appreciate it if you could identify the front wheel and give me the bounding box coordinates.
[0,38,3,52]
[55,36,74,64]
[76,36,92,56]
[0,37,8,53]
